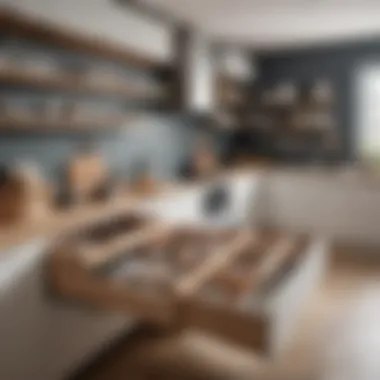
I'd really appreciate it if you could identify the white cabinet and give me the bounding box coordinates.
[147,172,263,227]
[0,240,131,380]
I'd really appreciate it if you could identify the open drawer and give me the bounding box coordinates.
[47,214,252,326]
[48,217,326,354]
[177,231,326,355]
[48,212,174,324]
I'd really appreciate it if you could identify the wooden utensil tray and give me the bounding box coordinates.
[48,219,322,354]
[48,217,251,325]
[178,231,315,353]
[48,213,171,323]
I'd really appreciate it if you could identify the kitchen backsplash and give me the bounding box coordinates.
[0,114,224,183]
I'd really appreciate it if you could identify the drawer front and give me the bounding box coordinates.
[174,231,312,352]
[179,298,269,352]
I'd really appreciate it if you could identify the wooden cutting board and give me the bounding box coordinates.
[67,153,107,202]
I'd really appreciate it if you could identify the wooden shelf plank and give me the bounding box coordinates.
[0,117,129,131]
[0,8,171,73]
[0,69,166,102]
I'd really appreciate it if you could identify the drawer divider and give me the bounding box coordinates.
[175,229,255,296]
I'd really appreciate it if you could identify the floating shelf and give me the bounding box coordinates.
[0,9,175,132]
[0,68,167,102]
[0,117,130,132]
[0,9,172,74]
[215,74,249,130]
[247,80,340,160]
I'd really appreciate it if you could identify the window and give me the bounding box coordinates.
[356,66,380,165]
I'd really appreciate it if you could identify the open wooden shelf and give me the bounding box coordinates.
[0,117,129,132]
[247,81,341,161]
[215,74,249,130]
[0,68,167,102]
[0,8,172,73]
[0,10,175,132]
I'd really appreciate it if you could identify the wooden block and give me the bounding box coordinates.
[67,153,107,202]
[0,167,51,224]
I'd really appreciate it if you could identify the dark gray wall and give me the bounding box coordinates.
[256,39,380,161]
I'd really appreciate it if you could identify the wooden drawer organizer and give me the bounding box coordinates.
[48,215,316,352]
[178,231,311,352]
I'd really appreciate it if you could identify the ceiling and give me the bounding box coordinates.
[137,0,380,50]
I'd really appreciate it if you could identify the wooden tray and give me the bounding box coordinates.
[48,213,173,324]
[48,217,251,326]
[176,231,311,352]
[48,218,316,352]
